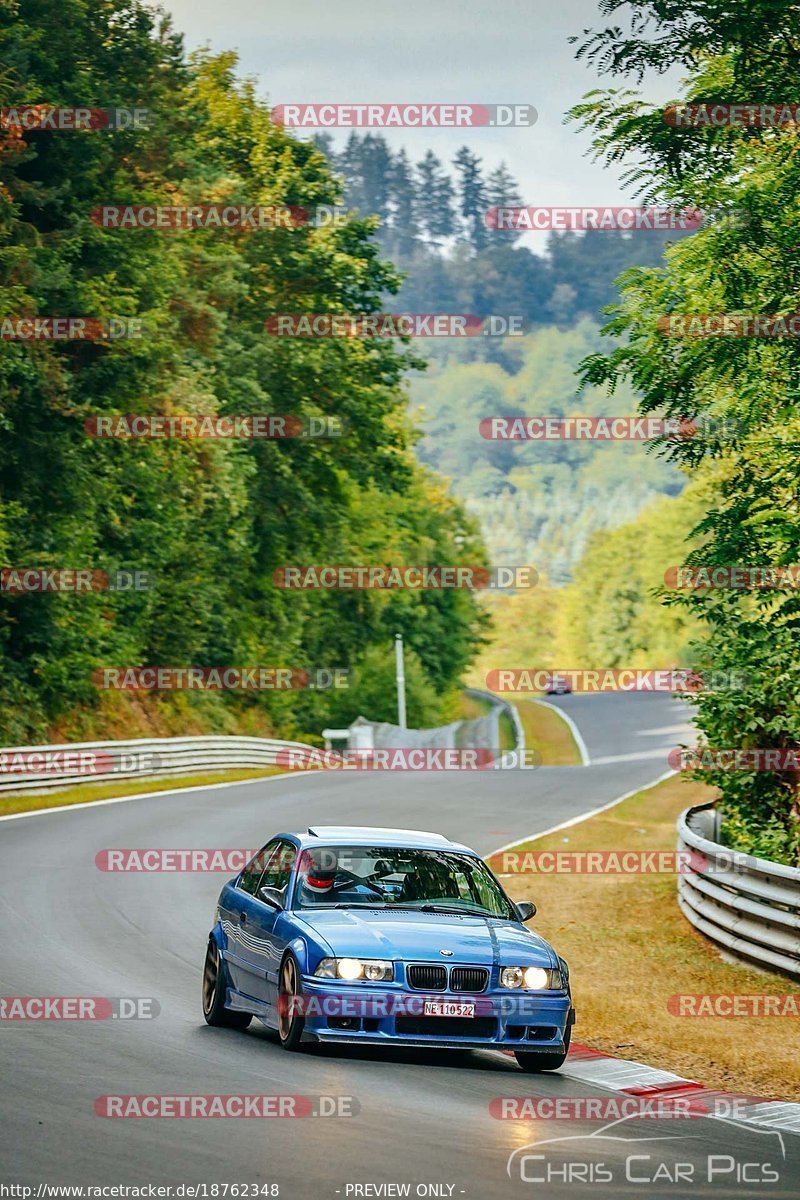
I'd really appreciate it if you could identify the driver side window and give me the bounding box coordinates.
[238,843,274,896]
[260,840,296,901]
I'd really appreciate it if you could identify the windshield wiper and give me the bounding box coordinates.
[416,903,490,916]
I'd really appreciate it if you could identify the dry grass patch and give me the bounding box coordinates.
[516,698,581,765]
[0,767,286,818]
[489,774,800,1101]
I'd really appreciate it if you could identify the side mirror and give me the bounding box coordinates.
[259,886,284,909]
[515,900,536,922]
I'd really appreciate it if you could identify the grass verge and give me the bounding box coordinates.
[0,767,286,819]
[488,773,800,1101]
[517,698,582,766]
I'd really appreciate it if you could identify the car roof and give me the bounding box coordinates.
[280,826,475,853]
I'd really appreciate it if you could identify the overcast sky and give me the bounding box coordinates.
[160,0,685,238]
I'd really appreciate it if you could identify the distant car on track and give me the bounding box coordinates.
[545,675,572,695]
[202,825,574,1071]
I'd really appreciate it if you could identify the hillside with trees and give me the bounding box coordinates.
[567,0,800,864]
[318,131,684,330]
[0,2,488,743]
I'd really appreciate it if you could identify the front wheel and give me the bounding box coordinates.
[202,938,252,1029]
[277,952,306,1050]
[514,1020,570,1073]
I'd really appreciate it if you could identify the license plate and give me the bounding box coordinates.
[423,1000,475,1018]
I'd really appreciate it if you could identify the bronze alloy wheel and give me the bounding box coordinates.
[201,937,252,1029]
[202,938,219,1016]
[277,953,305,1049]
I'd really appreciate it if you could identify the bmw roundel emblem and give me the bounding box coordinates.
[439,949,454,957]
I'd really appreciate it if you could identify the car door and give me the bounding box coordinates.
[221,842,274,1002]
[251,839,297,1010]
[225,839,296,1007]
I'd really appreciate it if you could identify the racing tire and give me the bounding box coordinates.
[514,1020,571,1072]
[202,937,252,1029]
[277,952,306,1051]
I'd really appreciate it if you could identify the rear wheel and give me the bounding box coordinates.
[277,952,305,1050]
[514,1020,570,1072]
[202,938,252,1029]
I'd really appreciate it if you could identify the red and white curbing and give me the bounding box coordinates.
[559,1041,800,1135]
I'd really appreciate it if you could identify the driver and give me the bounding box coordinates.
[297,849,339,900]
[296,848,388,904]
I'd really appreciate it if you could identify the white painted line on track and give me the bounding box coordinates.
[0,769,324,822]
[488,769,676,857]
[530,697,591,766]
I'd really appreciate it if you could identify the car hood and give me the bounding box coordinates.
[297,908,558,967]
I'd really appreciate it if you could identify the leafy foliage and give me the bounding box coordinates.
[410,321,683,582]
[0,1,487,741]
[568,0,800,862]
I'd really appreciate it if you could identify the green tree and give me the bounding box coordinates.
[415,149,456,247]
[0,1,487,742]
[570,0,800,862]
[453,146,489,250]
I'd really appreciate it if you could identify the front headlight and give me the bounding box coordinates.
[500,966,562,990]
[314,957,394,982]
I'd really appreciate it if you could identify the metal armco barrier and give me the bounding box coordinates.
[464,687,525,750]
[463,687,526,760]
[677,801,800,980]
[0,735,318,794]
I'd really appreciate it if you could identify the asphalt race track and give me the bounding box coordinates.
[2,693,797,1197]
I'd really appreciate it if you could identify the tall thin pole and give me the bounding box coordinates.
[395,633,407,729]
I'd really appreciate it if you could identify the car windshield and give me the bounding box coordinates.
[293,845,516,919]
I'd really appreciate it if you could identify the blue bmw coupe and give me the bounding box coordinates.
[202,826,574,1071]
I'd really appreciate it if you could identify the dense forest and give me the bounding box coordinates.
[317,130,682,330]
[410,321,682,582]
[547,0,800,864]
[317,132,687,580]
[0,1,488,743]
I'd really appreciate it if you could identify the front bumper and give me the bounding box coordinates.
[297,977,574,1051]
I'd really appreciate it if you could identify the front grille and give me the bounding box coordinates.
[450,966,489,993]
[407,964,447,991]
[395,1016,497,1039]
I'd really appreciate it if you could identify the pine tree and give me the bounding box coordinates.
[453,146,488,250]
[387,147,419,258]
[359,133,393,226]
[486,161,524,242]
[415,150,456,248]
